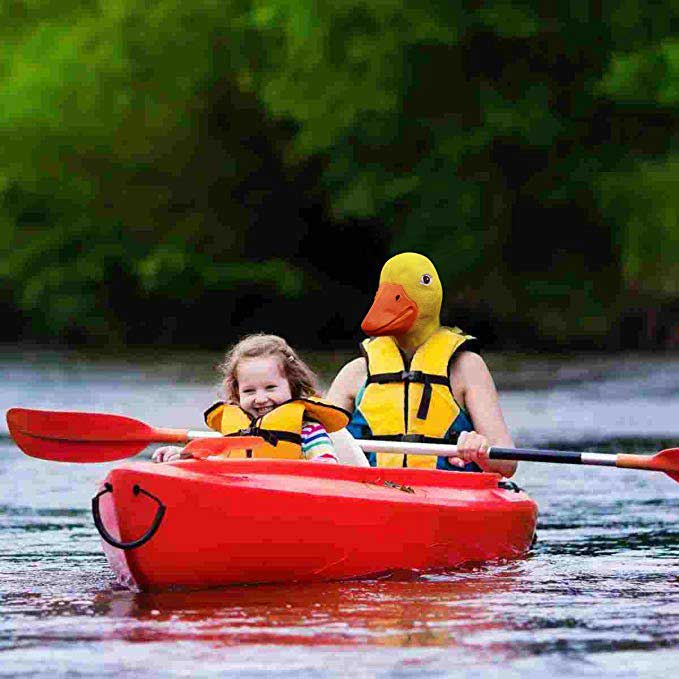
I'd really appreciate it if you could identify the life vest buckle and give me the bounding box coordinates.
[401,370,424,382]
[238,427,279,446]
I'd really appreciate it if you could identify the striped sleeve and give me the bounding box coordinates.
[301,422,338,463]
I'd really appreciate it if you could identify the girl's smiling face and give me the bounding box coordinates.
[236,356,292,418]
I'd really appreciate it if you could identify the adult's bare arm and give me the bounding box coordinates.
[450,351,517,478]
[324,358,370,466]
[325,357,366,412]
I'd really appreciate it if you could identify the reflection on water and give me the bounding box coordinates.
[3,353,679,676]
[93,576,510,649]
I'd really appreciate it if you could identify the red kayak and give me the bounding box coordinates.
[94,459,538,591]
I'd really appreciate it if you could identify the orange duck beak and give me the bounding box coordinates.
[361,283,419,336]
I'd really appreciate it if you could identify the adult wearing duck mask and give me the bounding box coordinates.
[327,252,517,477]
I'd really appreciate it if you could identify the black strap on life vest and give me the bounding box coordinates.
[366,370,450,420]
[227,427,302,448]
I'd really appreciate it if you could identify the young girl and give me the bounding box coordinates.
[153,334,351,463]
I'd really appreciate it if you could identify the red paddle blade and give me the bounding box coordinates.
[184,437,264,459]
[7,408,159,463]
[9,428,147,462]
[653,448,679,483]
[7,408,159,441]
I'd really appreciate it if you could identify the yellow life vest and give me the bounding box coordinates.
[356,327,477,469]
[203,396,350,459]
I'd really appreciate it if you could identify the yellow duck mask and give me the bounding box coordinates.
[361,252,443,351]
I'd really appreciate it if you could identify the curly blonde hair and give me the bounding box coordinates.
[217,334,319,405]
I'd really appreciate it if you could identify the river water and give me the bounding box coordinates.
[2,348,679,677]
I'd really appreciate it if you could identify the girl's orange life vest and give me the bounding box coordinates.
[204,396,350,459]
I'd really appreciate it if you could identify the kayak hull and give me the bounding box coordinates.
[95,459,538,591]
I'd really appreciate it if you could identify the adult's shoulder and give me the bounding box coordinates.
[330,357,367,391]
[326,357,367,411]
[450,349,490,375]
[338,356,367,378]
[449,350,496,395]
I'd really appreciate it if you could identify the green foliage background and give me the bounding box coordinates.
[1,1,678,349]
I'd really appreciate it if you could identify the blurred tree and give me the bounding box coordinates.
[241,0,679,347]
[0,0,321,344]
[1,1,678,348]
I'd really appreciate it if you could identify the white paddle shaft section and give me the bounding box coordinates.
[356,439,457,456]
[581,452,618,467]
[182,435,627,469]
[187,430,224,439]
[356,439,622,468]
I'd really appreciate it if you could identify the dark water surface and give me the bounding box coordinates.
[2,350,679,677]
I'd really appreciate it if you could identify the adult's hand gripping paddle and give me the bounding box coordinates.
[6,408,263,462]
[356,439,679,483]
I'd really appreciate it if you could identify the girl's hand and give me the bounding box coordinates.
[151,446,191,463]
[447,430,489,469]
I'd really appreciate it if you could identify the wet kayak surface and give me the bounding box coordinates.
[2,350,679,677]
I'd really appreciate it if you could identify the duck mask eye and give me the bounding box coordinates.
[420,274,432,286]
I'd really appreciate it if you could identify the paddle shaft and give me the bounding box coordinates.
[112,428,224,444]
[355,439,660,473]
[7,408,674,477]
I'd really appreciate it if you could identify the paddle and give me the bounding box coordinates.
[356,439,679,483]
[9,406,678,481]
[6,408,263,463]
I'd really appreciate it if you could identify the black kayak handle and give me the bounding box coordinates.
[92,482,166,550]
